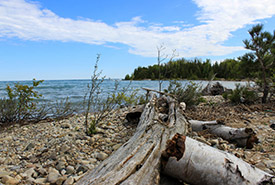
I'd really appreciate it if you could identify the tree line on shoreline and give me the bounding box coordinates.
[125,51,274,81]
[125,55,270,81]
[124,24,274,85]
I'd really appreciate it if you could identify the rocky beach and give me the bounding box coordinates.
[0,96,274,185]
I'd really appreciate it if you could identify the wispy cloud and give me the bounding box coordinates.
[0,0,275,57]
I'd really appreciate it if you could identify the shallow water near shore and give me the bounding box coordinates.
[0,79,250,111]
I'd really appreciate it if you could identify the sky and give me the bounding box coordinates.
[0,0,275,81]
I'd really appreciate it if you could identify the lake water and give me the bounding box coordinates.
[0,79,249,111]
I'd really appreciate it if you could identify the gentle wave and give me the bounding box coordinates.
[0,79,251,110]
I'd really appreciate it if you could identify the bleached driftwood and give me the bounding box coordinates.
[162,134,274,185]
[189,120,258,148]
[77,95,274,185]
[76,94,189,185]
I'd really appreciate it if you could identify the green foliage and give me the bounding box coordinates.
[108,88,139,107]
[87,120,97,135]
[0,79,75,126]
[224,84,259,104]
[0,79,44,123]
[243,24,275,103]
[124,74,132,80]
[164,81,203,107]
[84,55,139,136]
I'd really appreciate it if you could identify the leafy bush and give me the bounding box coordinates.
[223,84,259,104]
[0,79,76,126]
[0,79,44,124]
[84,55,139,135]
[164,80,203,107]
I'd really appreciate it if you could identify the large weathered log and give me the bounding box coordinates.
[162,134,274,185]
[189,120,258,148]
[76,94,189,185]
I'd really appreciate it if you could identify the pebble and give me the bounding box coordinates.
[21,168,36,178]
[34,178,47,184]
[0,158,5,165]
[1,106,273,184]
[1,175,20,185]
[56,176,67,185]
[66,166,74,174]
[95,152,109,161]
[0,171,10,178]
[47,168,60,184]
[63,176,74,185]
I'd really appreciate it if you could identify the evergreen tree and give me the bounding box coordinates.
[243,24,275,103]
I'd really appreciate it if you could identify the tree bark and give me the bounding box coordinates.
[162,135,274,185]
[76,94,189,185]
[189,120,258,148]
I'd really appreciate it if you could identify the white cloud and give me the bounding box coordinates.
[0,0,275,58]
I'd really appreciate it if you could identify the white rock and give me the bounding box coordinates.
[95,152,108,161]
[47,168,60,184]
[66,166,75,174]
[21,168,35,178]
[34,178,47,184]
[63,176,74,185]
[1,175,20,185]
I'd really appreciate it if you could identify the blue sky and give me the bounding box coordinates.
[0,0,275,81]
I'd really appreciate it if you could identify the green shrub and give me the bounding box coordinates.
[225,84,259,104]
[0,79,44,124]
[84,55,139,135]
[0,79,75,125]
[164,80,203,107]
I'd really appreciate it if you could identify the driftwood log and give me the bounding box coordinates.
[76,94,189,184]
[163,135,274,185]
[77,94,274,185]
[189,120,258,148]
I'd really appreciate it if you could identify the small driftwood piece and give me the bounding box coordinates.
[189,120,258,148]
[162,134,274,185]
[76,94,189,185]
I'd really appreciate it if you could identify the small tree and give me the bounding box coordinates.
[243,24,275,103]
[156,45,177,92]
[84,55,138,135]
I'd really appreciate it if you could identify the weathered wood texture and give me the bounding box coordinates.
[163,136,274,185]
[76,95,189,185]
[189,120,258,148]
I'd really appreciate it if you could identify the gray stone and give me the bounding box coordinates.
[0,158,5,165]
[1,175,20,185]
[66,166,75,174]
[34,178,47,184]
[89,158,97,164]
[63,176,74,185]
[56,176,67,185]
[38,167,47,176]
[21,168,36,178]
[47,172,60,184]
[25,177,36,184]
[60,144,70,153]
[95,151,108,161]
[61,169,66,175]
[56,161,66,171]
